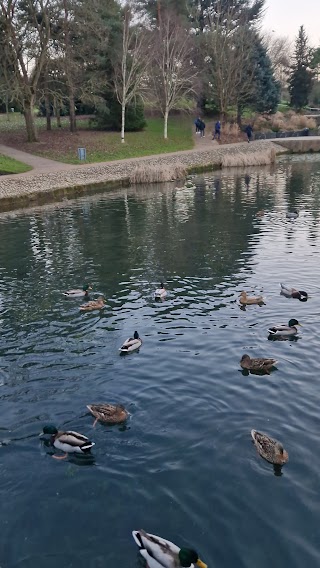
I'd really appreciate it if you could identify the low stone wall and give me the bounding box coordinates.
[0,140,286,212]
[273,137,320,153]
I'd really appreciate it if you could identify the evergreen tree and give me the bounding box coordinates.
[251,38,280,113]
[289,26,314,110]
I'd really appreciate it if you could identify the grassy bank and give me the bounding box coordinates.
[0,115,194,164]
[0,154,32,175]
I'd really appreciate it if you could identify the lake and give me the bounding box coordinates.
[0,155,320,568]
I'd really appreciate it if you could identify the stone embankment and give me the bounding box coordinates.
[0,140,287,211]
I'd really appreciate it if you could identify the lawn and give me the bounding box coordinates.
[0,154,32,175]
[0,114,194,164]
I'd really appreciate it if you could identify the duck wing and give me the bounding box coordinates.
[280,283,293,296]
[57,431,94,450]
[251,358,277,370]
[251,430,276,458]
[268,325,289,334]
[120,337,134,349]
[87,404,127,423]
[132,530,179,568]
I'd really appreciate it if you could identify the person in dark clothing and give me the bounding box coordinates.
[213,120,221,141]
[245,124,253,142]
[194,117,201,134]
[199,119,206,138]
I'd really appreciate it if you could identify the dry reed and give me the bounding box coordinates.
[221,147,277,168]
[129,163,187,184]
[254,111,317,132]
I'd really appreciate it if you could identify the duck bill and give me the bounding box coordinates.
[297,323,302,326]
[196,560,208,568]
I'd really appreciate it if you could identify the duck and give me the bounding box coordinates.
[255,210,265,217]
[79,296,105,312]
[63,283,92,298]
[251,429,288,465]
[268,318,301,337]
[240,354,278,374]
[155,282,167,299]
[119,331,142,353]
[181,180,196,190]
[40,425,95,459]
[87,403,129,427]
[239,291,265,305]
[286,210,299,219]
[280,283,308,302]
[132,530,207,568]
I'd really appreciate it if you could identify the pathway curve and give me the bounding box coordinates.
[0,144,75,172]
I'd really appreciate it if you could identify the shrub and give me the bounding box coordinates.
[91,98,146,131]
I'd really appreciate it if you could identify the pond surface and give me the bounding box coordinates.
[1,156,320,568]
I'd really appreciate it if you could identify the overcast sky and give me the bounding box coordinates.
[263,0,320,46]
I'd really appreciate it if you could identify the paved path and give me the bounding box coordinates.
[0,144,76,173]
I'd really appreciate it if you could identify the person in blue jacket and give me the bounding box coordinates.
[245,124,253,142]
[212,120,221,141]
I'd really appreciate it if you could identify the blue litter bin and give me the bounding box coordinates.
[78,147,86,160]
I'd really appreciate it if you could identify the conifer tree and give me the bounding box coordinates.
[289,26,314,110]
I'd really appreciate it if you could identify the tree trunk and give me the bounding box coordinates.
[121,102,125,143]
[45,92,51,131]
[69,92,76,132]
[54,98,62,128]
[164,109,169,139]
[237,104,242,127]
[24,98,38,142]
[5,93,9,120]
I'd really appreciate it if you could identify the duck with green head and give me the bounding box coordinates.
[268,318,301,337]
[63,283,92,298]
[132,530,207,568]
[40,424,95,459]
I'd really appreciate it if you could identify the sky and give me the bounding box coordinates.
[263,0,320,46]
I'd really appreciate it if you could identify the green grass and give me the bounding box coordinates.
[0,114,194,164]
[62,117,194,164]
[0,154,32,175]
[277,102,290,113]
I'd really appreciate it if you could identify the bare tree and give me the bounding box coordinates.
[204,2,255,121]
[149,12,197,139]
[113,2,150,143]
[0,0,52,141]
[263,33,292,97]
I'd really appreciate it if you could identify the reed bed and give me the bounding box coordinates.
[221,147,277,168]
[129,163,187,184]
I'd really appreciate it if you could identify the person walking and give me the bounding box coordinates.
[199,119,206,138]
[194,117,201,134]
[245,124,253,143]
[212,120,221,141]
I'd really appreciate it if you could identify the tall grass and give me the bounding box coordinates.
[129,163,187,184]
[221,148,276,168]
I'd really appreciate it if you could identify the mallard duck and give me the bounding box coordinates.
[79,296,105,312]
[155,282,167,299]
[40,425,95,459]
[268,318,301,337]
[132,530,207,568]
[280,283,308,302]
[184,181,196,189]
[63,283,92,298]
[239,291,265,305]
[255,210,265,217]
[119,331,142,353]
[87,403,128,427]
[286,210,299,219]
[240,354,278,374]
[251,430,288,465]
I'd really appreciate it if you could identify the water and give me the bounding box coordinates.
[1,155,320,568]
